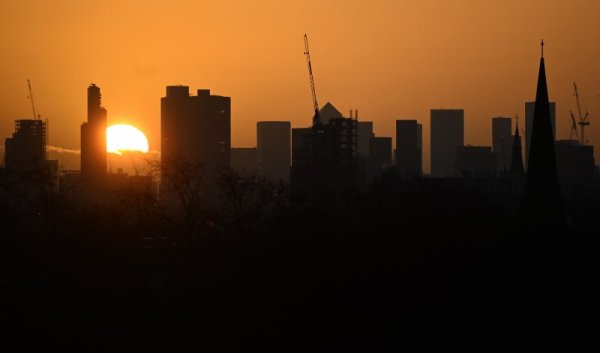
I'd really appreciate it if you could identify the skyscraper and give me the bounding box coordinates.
[455,146,496,178]
[524,41,560,220]
[160,86,231,193]
[430,109,464,177]
[357,121,374,159]
[368,136,392,182]
[4,119,46,172]
[231,147,258,175]
[492,117,512,173]
[291,102,359,196]
[525,101,556,166]
[81,84,107,179]
[395,120,422,177]
[257,121,291,183]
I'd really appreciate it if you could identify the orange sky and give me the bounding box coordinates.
[1,0,599,172]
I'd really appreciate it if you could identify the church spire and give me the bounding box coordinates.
[510,119,524,176]
[524,40,561,223]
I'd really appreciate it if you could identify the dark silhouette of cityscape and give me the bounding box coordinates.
[2,41,600,349]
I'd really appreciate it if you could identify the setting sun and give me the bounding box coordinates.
[106,124,149,155]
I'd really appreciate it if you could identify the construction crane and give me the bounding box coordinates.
[568,110,578,142]
[27,79,41,119]
[304,34,321,127]
[573,82,590,145]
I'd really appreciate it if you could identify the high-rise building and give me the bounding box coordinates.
[81,84,107,179]
[455,146,496,178]
[160,86,231,187]
[357,121,374,158]
[291,102,359,196]
[257,121,291,183]
[368,136,392,182]
[395,120,422,177]
[4,119,46,172]
[231,147,258,175]
[430,109,464,177]
[555,140,595,185]
[525,101,555,166]
[492,117,512,173]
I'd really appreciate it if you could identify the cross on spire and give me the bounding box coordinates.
[541,39,545,58]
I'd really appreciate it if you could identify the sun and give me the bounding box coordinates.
[107,124,149,155]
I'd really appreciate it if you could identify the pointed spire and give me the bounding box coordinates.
[524,40,561,222]
[511,119,524,176]
[541,38,544,58]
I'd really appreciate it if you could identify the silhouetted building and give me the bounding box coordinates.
[4,119,46,172]
[431,109,464,177]
[395,120,422,177]
[368,136,392,182]
[357,121,374,182]
[525,100,555,167]
[357,121,374,159]
[492,117,512,173]
[231,148,258,175]
[555,140,595,185]
[160,86,231,197]
[257,121,291,183]
[511,121,525,176]
[524,43,561,223]
[291,103,359,196]
[81,84,107,180]
[455,146,496,178]
[319,102,344,125]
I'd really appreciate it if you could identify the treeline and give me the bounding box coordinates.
[1,165,600,350]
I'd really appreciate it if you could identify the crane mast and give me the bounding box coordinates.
[573,82,590,145]
[304,34,321,127]
[27,79,40,119]
[568,110,578,142]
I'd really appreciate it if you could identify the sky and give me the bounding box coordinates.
[1,0,599,172]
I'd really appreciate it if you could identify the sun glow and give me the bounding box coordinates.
[107,124,149,155]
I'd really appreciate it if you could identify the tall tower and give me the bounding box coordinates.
[524,41,561,219]
[395,119,422,177]
[492,117,512,173]
[160,86,231,198]
[257,121,291,183]
[80,84,107,179]
[430,109,464,177]
[4,119,46,172]
[525,101,556,166]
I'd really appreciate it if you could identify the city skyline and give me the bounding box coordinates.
[0,1,599,173]
[3,2,600,347]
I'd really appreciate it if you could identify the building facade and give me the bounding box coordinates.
[430,109,464,177]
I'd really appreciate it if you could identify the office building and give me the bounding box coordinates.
[160,86,231,188]
[430,109,464,177]
[492,117,512,173]
[4,119,46,172]
[231,148,258,175]
[257,121,291,183]
[395,120,422,177]
[368,136,392,182]
[455,146,496,177]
